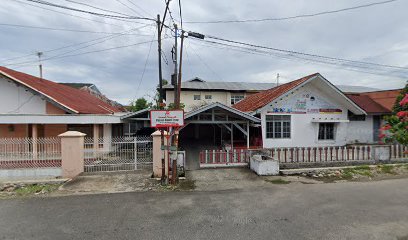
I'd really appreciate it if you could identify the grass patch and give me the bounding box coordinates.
[342,167,373,178]
[14,184,60,196]
[379,165,395,174]
[266,178,291,184]
[354,165,370,171]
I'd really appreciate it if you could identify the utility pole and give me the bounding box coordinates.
[172,24,178,107]
[175,30,185,109]
[37,52,43,79]
[156,14,167,184]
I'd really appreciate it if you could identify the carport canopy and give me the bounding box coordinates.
[182,102,261,148]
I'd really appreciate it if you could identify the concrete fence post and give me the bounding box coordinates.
[59,131,86,178]
[371,145,391,162]
[152,130,169,178]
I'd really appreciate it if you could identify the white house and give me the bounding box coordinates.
[0,66,126,139]
[233,73,399,148]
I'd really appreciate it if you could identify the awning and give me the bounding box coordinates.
[311,118,349,123]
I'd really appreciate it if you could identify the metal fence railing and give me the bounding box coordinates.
[84,136,153,172]
[0,137,62,169]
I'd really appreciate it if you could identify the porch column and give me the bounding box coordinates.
[93,124,99,150]
[230,123,233,150]
[247,121,250,148]
[32,124,38,157]
[103,124,112,152]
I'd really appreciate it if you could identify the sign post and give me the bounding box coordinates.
[150,110,184,184]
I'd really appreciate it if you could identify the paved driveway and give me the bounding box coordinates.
[1,178,407,240]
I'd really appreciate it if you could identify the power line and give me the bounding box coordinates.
[189,38,407,79]
[1,24,154,63]
[4,26,156,67]
[136,33,156,95]
[11,0,124,27]
[63,0,132,17]
[114,0,142,17]
[124,0,153,18]
[0,22,153,34]
[185,0,398,24]
[204,35,408,71]
[7,39,163,68]
[22,0,155,21]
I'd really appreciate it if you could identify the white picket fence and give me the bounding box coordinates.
[0,137,62,169]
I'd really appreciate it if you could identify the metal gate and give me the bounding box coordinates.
[84,136,152,172]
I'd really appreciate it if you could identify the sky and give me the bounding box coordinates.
[1,0,407,105]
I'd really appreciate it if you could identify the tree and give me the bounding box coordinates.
[381,86,408,146]
[128,97,151,112]
[392,84,408,114]
[151,79,168,109]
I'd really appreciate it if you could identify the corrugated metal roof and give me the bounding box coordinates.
[163,78,276,91]
[336,85,379,93]
[164,78,380,93]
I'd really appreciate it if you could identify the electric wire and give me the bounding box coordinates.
[185,0,398,24]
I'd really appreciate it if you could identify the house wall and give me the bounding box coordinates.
[166,90,256,112]
[346,116,374,144]
[0,76,46,114]
[0,124,28,138]
[44,124,67,137]
[260,83,350,148]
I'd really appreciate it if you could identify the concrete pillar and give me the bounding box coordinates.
[103,124,112,152]
[152,130,169,178]
[32,124,38,157]
[59,131,86,178]
[371,145,391,162]
[93,124,99,150]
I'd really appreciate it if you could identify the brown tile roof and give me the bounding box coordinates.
[0,66,123,114]
[233,73,320,112]
[358,89,401,112]
[345,94,390,114]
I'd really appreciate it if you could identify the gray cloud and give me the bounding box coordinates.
[1,0,407,105]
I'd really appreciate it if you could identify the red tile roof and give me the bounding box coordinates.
[359,89,401,112]
[233,73,320,112]
[345,94,390,114]
[0,67,123,114]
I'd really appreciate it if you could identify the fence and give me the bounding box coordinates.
[0,137,61,169]
[84,136,153,172]
[390,144,408,160]
[199,149,248,167]
[200,144,408,168]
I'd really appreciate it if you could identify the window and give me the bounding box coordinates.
[230,94,245,105]
[193,95,201,100]
[318,123,335,140]
[205,95,212,100]
[266,115,291,139]
[348,110,366,121]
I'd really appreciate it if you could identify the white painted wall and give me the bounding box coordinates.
[346,116,374,144]
[166,90,253,112]
[0,77,46,114]
[261,83,350,148]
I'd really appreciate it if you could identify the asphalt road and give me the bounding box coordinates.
[1,179,407,240]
